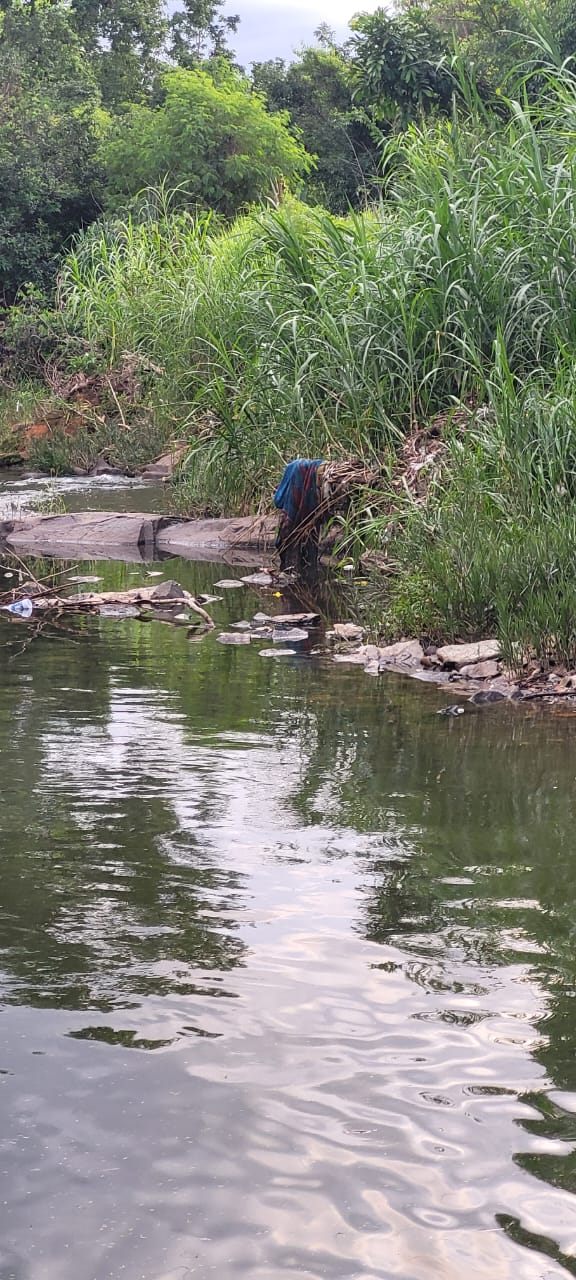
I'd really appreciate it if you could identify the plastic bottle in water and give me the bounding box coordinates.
[5,598,33,618]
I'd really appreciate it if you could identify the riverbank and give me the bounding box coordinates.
[4,59,576,669]
[3,506,576,709]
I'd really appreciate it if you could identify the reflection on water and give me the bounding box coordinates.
[1,557,576,1279]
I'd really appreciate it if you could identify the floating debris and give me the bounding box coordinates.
[3,598,33,617]
[437,704,465,717]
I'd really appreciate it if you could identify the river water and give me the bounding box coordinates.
[1,553,576,1280]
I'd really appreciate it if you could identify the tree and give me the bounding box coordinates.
[100,65,313,216]
[416,0,533,89]
[252,45,380,212]
[0,1,103,298]
[349,7,457,126]
[168,0,240,67]
[71,0,167,106]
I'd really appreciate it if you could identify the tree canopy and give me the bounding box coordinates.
[101,66,313,216]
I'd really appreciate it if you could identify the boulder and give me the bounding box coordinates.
[436,639,500,668]
[331,622,365,642]
[377,638,424,668]
[459,659,500,680]
[150,579,186,601]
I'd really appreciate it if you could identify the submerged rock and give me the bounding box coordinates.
[436,639,500,667]
[272,628,308,642]
[217,632,251,645]
[214,579,245,589]
[99,603,140,618]
[259,648,297,658]
[469,688,507,704]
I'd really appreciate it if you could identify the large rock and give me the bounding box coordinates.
[459,659,500,680]
[377,638,424,668]
[0,512,158,561]
[436,639,500,667]
[156,515,277,557]
[0,511,279,565]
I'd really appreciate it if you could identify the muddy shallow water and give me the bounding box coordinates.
[1,556,576,1280]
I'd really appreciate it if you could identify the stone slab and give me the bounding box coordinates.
[436,639,501,667]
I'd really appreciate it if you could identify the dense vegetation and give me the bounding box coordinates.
[3,0,576,664]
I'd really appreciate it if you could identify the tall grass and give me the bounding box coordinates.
[55,52,576,660]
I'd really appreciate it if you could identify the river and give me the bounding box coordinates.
[1,552,576,1280]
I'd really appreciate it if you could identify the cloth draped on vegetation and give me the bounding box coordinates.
[273,458,324,551]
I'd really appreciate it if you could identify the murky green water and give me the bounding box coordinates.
[2,557,576,1280]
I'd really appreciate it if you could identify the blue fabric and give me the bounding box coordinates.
[273,458,324,524]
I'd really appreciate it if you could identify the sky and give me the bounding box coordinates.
[230,0,381,66]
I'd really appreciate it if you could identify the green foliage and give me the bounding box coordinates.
[349,7,457,125]
[168,0,239,66]
[252,46,379,212]
[100,66,313,216]
[0,0,103,299]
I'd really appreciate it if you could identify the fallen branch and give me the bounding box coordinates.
[23,584,214,626]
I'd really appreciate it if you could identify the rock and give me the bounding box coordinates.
[150,580,186,601]
[89,459,126,476]
[259,648,297,658]
[459,659,500,680]
[66,575,103,585]
[272,628,308,642]
[270,613,319,626]
[330,622,364,642]
[217,632,251,645]
[557,673,576,692]
[422,653,442,668]
[333,644,380,666]
[231,620,252,630]
[139,443,188,481]
[377,639,424,668]
[468,688,507,704]
[241,572,274,587]
[253,612,272,623]
[99,603,140,618]
[214,579,244,589]
[436,639,500,667]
